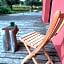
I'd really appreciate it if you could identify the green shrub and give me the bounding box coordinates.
[0,6,11,14]
[12,6,29,11]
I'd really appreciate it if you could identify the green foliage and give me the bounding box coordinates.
[6,0,20,10]
[25,0,36,5]
[0,6,11,14]
[25,0,42,12]
[0,0,7,6]
[25,0,42,6]
[12,6,30,13]
[20,1,24,5]
[6,0,15,4]
[6,0,19,5]
[0,0,2,2]
[34,1,42,6]
[10,6,42,13]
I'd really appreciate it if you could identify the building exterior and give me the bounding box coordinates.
[42,0,64,64]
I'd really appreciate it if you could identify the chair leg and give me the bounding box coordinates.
[21,44,38,64]
[21,55,30,64]
[32,56,38,64]
[26,46,38,64]
[42,47,54,64]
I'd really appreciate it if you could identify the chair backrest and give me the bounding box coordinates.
[46,11,64,40]
[39,11,64,48]
[43,10,64,45]
[30,11,64,56]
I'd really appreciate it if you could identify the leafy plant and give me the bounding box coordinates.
[0,6,11,14]
[6,0,19,10]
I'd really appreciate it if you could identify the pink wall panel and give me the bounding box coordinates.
[42,0,64,63]
[51,0,64,64]
[52,26,64,64]
[42,0,50,23]
[51,0,64,21]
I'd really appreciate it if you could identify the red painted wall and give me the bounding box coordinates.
[50,0,64,64]
[42,0,50,23]
[51,0,64,20]
[42,0,64,63]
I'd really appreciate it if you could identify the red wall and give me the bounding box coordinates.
[42,0,64,64]
[42,0,50,23]
[50,0,64,20]
[50,0,64,64]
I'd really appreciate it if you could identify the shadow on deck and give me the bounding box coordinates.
[0,12,61,64]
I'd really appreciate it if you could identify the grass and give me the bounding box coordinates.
[11,6,29,13]
[11,6,42,13]
[0,5,42,14]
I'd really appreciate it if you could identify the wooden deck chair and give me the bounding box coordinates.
[20,10,64,64]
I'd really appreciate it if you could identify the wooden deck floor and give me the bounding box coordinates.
[0,12,61,64]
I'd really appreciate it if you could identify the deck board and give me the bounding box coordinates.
[0,12,61,64]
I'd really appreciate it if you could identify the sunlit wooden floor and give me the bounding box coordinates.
[0,12,61,64]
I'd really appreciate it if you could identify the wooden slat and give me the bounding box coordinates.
[25,34,40,44]
[25,33,40,42]
[20,31,36,39]
[33,36,45,48]
[22,32,40,41]
[20,31,40,41]
[20,31,45,48]
[30,35,44,45]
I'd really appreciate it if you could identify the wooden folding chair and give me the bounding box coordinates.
[20,11,64,64]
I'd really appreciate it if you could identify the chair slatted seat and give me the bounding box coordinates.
[20,31,45,48]
[20,11,64,64]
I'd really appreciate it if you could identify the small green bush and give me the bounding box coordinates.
[12,6,29,11]
[0,6,11,14]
